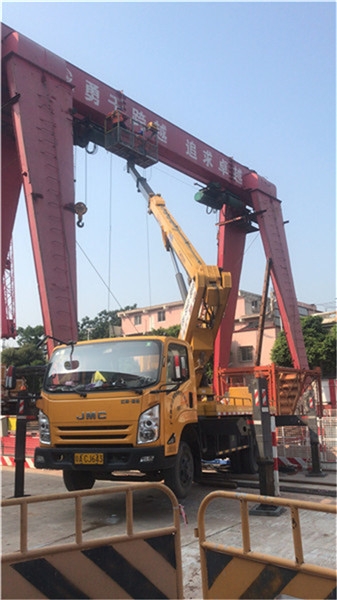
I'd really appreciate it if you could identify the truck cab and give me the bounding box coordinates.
[35,336,200,497]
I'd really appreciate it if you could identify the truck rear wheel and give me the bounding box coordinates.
[164,441,194,498]
[63,470,95,491]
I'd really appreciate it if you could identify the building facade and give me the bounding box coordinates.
[118,291,319,368]
[118,300,183,337]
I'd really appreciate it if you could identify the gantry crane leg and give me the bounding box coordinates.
[4,54,78,352]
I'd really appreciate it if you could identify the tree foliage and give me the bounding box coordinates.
[271,315,336,377]
[78,306,136,340]
[1,344,45,369]
[319,323,336,378]
[16,325,45,347]
[1,324,46,368]
[1,326,46,394]
[148,325,180,337]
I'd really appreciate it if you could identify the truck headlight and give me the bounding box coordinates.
[38,410,51,444]
[137,404,159,444]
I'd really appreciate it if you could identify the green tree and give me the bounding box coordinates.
[148,325,180,337]
[1,345,45,368]
[1,324,46,368]
[320,324,337,378]
[16,325,45,347]
[1,325,46,394]
[271,315,336,378]
[78,306,137,340]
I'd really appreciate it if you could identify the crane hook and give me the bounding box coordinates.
[74,202,88,228]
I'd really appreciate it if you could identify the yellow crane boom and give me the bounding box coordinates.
[127,163,232,386]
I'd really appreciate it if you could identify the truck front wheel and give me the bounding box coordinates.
[63,470,95,491]
[164,441,194,498]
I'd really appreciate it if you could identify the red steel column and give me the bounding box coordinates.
[214,204,247,390]
[1,131,22,338]
[1,132,22,274]
[244,173,308,370]
[4,54,78,352]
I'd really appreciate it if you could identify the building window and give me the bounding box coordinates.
[239,346,253,362]
[134,314,142,325]
[157,310,166,322]
[251,300,259,313]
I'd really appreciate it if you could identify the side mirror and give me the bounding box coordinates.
[5,365,17,390]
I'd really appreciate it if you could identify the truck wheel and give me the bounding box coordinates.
[63,470,95,491]
[164,441,194,498]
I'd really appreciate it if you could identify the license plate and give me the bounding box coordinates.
[74,453,104,465]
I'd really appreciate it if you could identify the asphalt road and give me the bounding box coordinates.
[2,467,336,599]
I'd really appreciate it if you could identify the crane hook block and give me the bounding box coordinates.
[74,202,88,228]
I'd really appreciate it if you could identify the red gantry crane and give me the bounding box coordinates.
[1,22,308,372]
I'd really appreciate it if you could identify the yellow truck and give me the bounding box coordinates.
[34,164,256,497]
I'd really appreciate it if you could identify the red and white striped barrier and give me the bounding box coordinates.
[277,456,308,470]
[1,431,39,468]
[0,456,35,468]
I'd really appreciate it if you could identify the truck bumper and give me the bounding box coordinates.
[34,445,176,472]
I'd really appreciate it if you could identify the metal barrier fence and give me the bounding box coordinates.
[277,415,337,466]
[197,491,337,599]
[2,483,183,599]
[318,415,337,462]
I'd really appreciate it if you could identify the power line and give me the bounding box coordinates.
[76,241,140,334]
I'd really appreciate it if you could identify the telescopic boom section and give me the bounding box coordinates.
[128,163,232,384]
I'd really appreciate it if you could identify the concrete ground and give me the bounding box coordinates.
[1,467,336,599]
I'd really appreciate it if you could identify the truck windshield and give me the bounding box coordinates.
[44,339,162,394]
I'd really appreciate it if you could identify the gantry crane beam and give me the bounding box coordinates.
[1,22,308,370]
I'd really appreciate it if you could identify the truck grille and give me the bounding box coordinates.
[56,424,131,442]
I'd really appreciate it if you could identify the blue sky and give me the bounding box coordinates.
[2,1,336,331]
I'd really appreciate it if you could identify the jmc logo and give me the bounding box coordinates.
[76,411,107,420]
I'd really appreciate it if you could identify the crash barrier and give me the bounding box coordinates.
[197,491,337,599]
[1,483,183,599]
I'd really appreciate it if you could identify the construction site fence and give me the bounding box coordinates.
[278,413,337,465]
[1,483,183,600]
[197,490,337,600]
